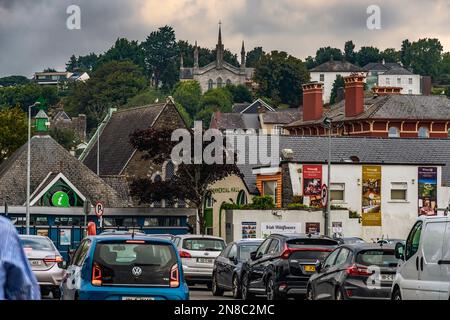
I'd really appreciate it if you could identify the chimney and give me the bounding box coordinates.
[371,86,402,96]
[302,82,324,121]
[344,73,365,117]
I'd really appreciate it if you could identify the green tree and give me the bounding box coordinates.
[66,53,99,72]
[344,40,356,63]
[0,75,30,87]
[355,46,380,66]
[98,38,145,72]
[246,47,265,68]
[225,84,253,103]
[408,38,443,77]
[0,107,27,162]
[400,39,412,69]
[141,26,179,91]
[173,80,202,118]
[196,87,233,124]
[305,56,316,69]
[380,48,400,63]
[0,84,57,111]
[254,51,310,106]
[315,47,343,65]
[49,127,79,151]
[329,75,345,105]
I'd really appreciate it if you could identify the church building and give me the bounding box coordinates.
[179,24,254,92]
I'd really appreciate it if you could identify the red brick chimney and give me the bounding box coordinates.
[302,82,323,121]
[344,74,365,117]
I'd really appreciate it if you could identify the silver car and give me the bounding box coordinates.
[173,234,226,287]
[19,235,66,298]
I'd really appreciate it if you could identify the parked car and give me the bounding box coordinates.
[211,239,264,298]
[335,237,366,245]
[148,234,176,242]
[307,243,398,300]
[376,238,404,245]
[241,233,339,300]
[391,215,450,300]
[19,235,66,299]
[173,234,226,288]
[60,234,189,300]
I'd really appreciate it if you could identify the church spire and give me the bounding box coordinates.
[241,40,246,68]
[216,21,224,69]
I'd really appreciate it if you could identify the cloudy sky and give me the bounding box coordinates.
[0,0,449,77]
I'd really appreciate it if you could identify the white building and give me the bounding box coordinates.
[309,59,365,104]
[377,67,421,95]
[33,71,89,86]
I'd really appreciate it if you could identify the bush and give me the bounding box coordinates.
[250,195,275,209]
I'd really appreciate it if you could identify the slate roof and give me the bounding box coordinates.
[230,135,450,193]
[310,60,363,72]
[263,108,302,124]
[82,103,167,175]
[286,95,450,127]
[232,103,250,113]
[362,62,403,71]
[382,67,414,75]
[210,112,260,130]
[0,136,128,207]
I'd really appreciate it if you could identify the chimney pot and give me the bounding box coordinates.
[302,82,324,121]
[344,73,366,117]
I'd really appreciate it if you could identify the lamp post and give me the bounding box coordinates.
[26,101,41,235]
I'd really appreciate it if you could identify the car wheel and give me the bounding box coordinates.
[232,275,241,299]
[335,287,344,300]
[52,288,61,300]
[392,288,402,300]
[211,274,224,296]
[241,273,254,300]
[266,277,280,300]
[306,285,314,300]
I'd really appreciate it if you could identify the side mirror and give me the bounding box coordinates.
[315,261,322,273]
[395,242,405,260]
[229,256,238,264]
[250,251,257,261]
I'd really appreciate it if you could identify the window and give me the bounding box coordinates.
[262,180,277,204]
[334,248,351,266]
[408,89,412,94]
[323,248,340,269]
[391,182,407,201]
[255,239,272,258]
[221,243,232,257]
[330,183,345,202]
[208,79,213,90]
[205,192,213,208]
[217,77,223,88]
[267,239,280,255]
[54,217,81,226]
[226,79,232,86]
[228,244,238,259]
[236,190,247,205]
[418,126,429,138]
[386,77,390,85]
[272,125,283,135]
[72,240,91,266]
[422,222,447,264]
[408,78,413,85]
[405,221,422,260]
[319,74,325,82]
[182,238,225,251]
[397,78,401,85]
[388,127,400,138]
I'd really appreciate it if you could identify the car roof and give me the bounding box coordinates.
[88,234,173,245]
[342,243,396,251]
[174,234,225,241]
[270,233,337,241]
[418,215,450,223]
[235,239,264,245]
[19,235,50,239]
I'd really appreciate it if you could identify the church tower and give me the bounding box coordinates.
[241,41,246,69]
[216,22,224,69]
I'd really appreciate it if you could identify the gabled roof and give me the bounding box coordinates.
[236,98,275,114]
[262,108,302,124]
[381,67,414,75]
[0,136,127,207]
[362,62,403,72]
[310,60,363,73]
[210,112,260,130]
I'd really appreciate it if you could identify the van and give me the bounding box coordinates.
[391,215,450,300]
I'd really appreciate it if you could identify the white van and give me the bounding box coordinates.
[391,215,450,300]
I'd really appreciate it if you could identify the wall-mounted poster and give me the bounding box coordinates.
[362,165,382,226]
[418,167,438,216]
[36,229,49,237]
[241,222,257,239]
[59,229,71,245]
[261,222,301,238]
[303,165,322,207]
[305,222,320,234]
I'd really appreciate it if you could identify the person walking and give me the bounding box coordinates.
[0,216,40,300]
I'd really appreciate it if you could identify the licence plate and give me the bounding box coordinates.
[30,260,43,266]
[380,274,394,281]
[197,258,213,264]
[304,265,316,272]
[122,296,155,301]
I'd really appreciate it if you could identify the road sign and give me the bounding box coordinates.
[321,184,328,208]
[94,201,104,217]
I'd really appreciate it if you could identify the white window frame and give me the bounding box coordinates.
[390,182,408,202]
[319,74,325,82]
[272,125,284,135]
[262,180,277,204]
[330,183,345,203]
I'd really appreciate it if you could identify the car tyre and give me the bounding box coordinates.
[232,274,242,299]
[211,274,224,296]
[392,288,402,300]
[306,285,314,300]
[266,277,281,300]
[241,273,254,300]
[335,287,344,300]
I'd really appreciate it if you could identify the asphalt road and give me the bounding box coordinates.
[189,285,236,300]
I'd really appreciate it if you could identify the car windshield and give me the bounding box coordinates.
[356,249,397,267]
[182,238,225,251]
[20,237,54,251]
[287,238,338,247]
[93,241,177,286]
[239,244,261,261]
[289,250,331,261]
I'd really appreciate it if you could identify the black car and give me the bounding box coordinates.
[335,237,366,245]
[307,243,398,300]
[241,234,339,300]
[211,239,264,298]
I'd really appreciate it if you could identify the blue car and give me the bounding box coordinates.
[60,232,189,300]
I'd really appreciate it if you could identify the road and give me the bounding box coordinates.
[189,285,235,300]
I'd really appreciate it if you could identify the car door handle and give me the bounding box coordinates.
[416,257,419,270]
[420,257,424,271]
[438,260,450,265]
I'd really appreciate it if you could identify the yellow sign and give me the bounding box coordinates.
[362,165,382,226]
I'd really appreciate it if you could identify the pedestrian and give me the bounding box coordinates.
[0,216,41,300]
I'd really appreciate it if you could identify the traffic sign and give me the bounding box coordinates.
[94,201,104,217]
[321,184,328,208]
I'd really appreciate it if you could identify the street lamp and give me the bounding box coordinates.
[322,113,343,237]
[26,101,41,235]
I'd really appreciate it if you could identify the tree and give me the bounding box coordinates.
[445,87,450,98]
[49,127,79,151]
[344,40,356,63]
[254,51,310,107]
[66,53,99,72]
[0,75,30,87]
[225,84,253,103]
[43,68,57,72]
[196,87,233,124]
[141,26,179,91]
[380,48,400,63]
[97,38,145,72]
[173,80,202,118]
[246,47,265,68]
[129,127,242,233]
[400,39,412,69]
[0,84,57,111]
[329,75,345,105]
[0,107,27,163]
[355,46,380,66]
[315,47,343,65]
[305,56,316,69]
[408,38,443,77]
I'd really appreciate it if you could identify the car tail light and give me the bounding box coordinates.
[43,255,63,265]
[92,263,103,286]
[346,264,373,276]
[126,240,146,244]
[170,264,180,288]
[179,250,191,258]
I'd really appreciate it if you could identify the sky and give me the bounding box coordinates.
[0,0,449,77]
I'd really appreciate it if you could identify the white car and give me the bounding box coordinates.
[392,215,450,300]
[173,234,226,288]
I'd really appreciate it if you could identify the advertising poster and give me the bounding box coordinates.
[418,167,438,216]
[332,222,343,234]
[36,229,49,237]
[261,222,301,238]
[59,229,71,245]
[305,222,320,234]
[362,165,382,226]
[241,222,257,239]
[303,165,322,207]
